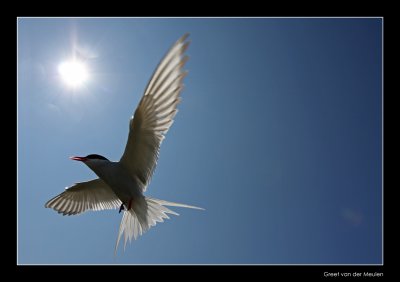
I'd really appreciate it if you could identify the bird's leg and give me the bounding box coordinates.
[118,203,125,213]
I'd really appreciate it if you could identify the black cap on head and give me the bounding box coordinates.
[85,154,109,161]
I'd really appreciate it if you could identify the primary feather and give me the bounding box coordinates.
[120,33,190,190]
[45,179,122,215]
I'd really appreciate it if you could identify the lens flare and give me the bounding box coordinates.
[58,60,89,88]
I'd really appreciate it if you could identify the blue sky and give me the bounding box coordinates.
[18,18,382,264]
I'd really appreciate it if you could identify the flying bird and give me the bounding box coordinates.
[45,33,203,255]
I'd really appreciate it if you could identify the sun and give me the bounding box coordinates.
[58,59,89,88]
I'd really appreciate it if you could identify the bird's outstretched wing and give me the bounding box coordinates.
[120,33,190,191]
[45,178,122,215]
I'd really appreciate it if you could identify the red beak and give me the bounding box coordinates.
[70,156,88,162]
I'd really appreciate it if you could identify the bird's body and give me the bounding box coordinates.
[45,33,203,254]
[87,159,143,204]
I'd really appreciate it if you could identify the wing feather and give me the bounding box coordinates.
[45,178,122,216]
[120,34,190,190]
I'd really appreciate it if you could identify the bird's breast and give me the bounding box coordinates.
[92,162,142,203]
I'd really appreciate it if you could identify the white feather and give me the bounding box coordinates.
[120,33,190,189]
[45,178,122,215]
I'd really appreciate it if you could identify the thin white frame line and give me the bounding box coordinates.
[16,19,19,266]
[16,17,384,19]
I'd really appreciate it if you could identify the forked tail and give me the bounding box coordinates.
[114,197,204,255]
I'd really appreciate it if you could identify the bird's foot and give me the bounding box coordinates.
[118,204,125,213]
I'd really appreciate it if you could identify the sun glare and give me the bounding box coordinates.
[58,60,89,88]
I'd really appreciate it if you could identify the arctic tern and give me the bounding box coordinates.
[45,33,203,255]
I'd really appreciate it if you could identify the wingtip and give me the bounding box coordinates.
[181,33,190,42]
[176,33,191,48]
